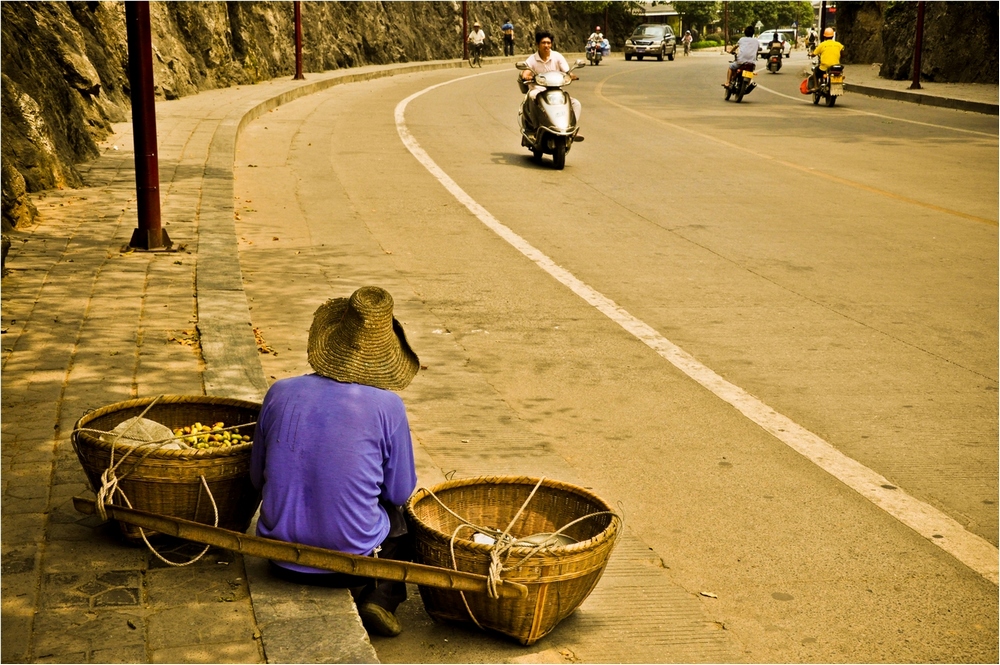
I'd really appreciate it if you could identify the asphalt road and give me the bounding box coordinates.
[233,50,998,663]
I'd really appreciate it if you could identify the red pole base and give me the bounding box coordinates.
[129,227,173,251]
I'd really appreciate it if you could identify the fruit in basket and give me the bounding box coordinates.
[171,421,253,450]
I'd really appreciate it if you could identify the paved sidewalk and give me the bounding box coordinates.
[845,62,999,114]
[1,53,989,664]
[1,56,521,665]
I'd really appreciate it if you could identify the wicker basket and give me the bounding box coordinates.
[406,476,620,645]
[71,395,262,540]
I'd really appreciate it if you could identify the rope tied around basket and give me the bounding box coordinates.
[72,395,253,566]
[422,477,623,630]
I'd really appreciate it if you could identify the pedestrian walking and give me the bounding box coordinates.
[502,18,515,56]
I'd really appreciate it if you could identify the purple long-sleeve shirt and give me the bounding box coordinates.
[250,374,416,572]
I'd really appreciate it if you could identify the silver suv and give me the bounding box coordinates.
[624,24,677,61]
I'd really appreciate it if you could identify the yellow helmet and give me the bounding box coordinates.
[823,27,835,38]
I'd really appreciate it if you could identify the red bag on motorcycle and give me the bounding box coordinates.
[799,79,810,95]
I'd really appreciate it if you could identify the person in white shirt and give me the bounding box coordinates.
[468,21,486,60]
[724,26,760,87]
[588,26,604,43]
[520,31,582,123]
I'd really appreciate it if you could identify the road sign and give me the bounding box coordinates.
[792,20,798,27]
[755,20,763,30]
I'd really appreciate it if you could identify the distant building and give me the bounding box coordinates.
[633,1,682,34]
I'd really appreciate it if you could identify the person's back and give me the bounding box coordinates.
[813,36,843,71]
[502,19,515,55]
[725,26,759,86]
[734,34,759,64]
[250,285,421,638]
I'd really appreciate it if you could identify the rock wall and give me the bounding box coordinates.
[2,0,616,232]
[836,1,998,84]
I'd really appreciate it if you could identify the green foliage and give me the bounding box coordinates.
[673,1,720,29]
[690,40,717,49]
[723,1,813,37]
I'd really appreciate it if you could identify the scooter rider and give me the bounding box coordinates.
[724,26,760,87]
[768,31,783,56]
[809,27,844,91]
[520,31,582,130]
[588,26,604,43]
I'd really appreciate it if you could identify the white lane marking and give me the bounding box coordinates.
[755,84,998,137]
[394,74,1000,586]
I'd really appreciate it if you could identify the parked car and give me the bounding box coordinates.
[757,31,792,58]
[624,24,677,61]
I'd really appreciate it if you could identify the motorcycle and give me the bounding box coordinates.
[586,38,609,65]
[516,59,586,169]
[724,56,756,103]
[766,43,783,73]
[810,58,845,106]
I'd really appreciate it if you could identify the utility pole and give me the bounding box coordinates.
[820,1,827,35]
[723,1,729,49]
[909,0,925,89]
[462,1,468,61]
[294,1,304,80]
[125,1,170,251]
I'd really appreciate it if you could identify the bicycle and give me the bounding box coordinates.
[469,42,483,68]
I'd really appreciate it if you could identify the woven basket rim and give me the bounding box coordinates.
[72,395,261,460]
[407,475,620,554]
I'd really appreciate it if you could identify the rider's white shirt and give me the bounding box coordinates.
[525,50,570,74]
[733,36,760,64]
[468,29,486,45]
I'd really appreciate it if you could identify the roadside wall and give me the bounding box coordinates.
[836,1,998,84]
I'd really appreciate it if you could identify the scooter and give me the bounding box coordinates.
[724,56,756,103]
[766,43,783,73]
[516,59,586,169]
[810,58,845,106]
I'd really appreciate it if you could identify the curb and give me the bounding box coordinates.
[845,83,999,115]
[196,55,525,664]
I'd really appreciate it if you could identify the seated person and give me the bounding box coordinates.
[810,27,844,90]
[251,285,420,638]
[520,30,582,124]
[725,26,760,87]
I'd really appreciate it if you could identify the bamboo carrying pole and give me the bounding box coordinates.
[73,497,528,599]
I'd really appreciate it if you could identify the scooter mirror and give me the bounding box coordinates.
[574,59,587,68]
[515,62,529,70]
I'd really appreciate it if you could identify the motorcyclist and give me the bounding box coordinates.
[768,31,783,56]
[724,26,760,88]
[520,30,582,132]
[588,26,604,43]
[468,21,486,62]
[809,27,844,91]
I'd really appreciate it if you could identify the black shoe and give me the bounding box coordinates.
[358,602,402,637]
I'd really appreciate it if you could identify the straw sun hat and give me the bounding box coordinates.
[307,286,419,391]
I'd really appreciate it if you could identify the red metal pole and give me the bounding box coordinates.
[462,1,468,60]
[125,1,170,251]
[294,1,304,80]
[910,0,925,89]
